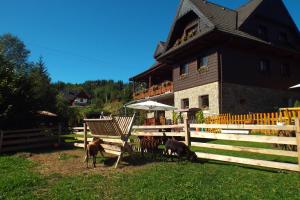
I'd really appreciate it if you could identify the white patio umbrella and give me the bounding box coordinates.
[125,100,176,111]
[290,84,300,89]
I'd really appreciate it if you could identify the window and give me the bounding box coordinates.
[199,95,209,110]
[258,59,270,75]
[280,63,290,78]
[258,25,268,40]
[181,98,189,109]
[197,56,208,71]
[278,32,288,43]
[180,63,189,76]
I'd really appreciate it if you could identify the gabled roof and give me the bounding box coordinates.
[164,0,215,50]
[156,0,300,60]
[62,90,91,102]
[238,0,299,32]
[237,0,263,27]
[159,0,266,59]
[190,0,237,30]
[154,42,166,59]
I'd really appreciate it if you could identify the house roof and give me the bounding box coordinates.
[154,42,166,59]
[129,62,165,81]
[237,0,263,27]
[157,0,299,60]
[62,90,91,102]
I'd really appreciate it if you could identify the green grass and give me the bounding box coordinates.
[0,152,300,200]
[0,156,45,200]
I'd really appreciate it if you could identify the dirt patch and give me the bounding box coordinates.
[28,148,155,176]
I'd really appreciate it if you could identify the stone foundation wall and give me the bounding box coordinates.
[222,83,300,114]
[174,82,220,117]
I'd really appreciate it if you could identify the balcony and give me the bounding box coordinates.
[133,81,173,100]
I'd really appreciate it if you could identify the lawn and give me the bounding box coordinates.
[0,146,300,200]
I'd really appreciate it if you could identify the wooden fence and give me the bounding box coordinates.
[0,127,61,153]
[206,109,300,125]
[132,118,300,172]
[70,126,91,148]
[205,109,300,134]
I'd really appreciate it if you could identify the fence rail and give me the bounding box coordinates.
[0,127,61,153]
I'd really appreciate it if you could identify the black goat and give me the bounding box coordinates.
[164,138,197,162]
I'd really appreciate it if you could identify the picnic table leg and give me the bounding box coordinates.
[84,123,87,150]
[114,141,130,168]
[115,153,122,168]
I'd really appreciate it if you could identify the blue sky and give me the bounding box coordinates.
[0,0,299,83]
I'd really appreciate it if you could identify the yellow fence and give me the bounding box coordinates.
[205,108,300,134]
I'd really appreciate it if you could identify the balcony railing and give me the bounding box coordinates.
[133,81,173,100]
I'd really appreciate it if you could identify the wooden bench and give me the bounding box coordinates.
[84,114,135,168]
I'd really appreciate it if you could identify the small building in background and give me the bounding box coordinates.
[63,90,91,106]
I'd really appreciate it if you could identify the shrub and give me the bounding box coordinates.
[195,110,205,124]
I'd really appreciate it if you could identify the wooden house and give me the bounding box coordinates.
[130,0,300,121]
[63,90,91,106]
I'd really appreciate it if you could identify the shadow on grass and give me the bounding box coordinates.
[104,152,208,168]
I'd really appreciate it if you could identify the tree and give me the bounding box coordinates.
[0,33,30,72]
[28,56,56,111]
[0,55,36,129]
[0,34,58,129]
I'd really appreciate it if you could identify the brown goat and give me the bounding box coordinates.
[139,136,164,158]
[84,138,105,168]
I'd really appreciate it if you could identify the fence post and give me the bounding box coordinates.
[84,123,87,150]
[296,118,300,170]
[58,123,62,145]
[0,130,3,153]
[184,118,190,146]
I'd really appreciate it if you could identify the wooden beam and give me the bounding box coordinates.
[73,143,84,148]
[133,124,184,130]
[184,118,190,146]
[58,123,62,144]
[195,152,300,172]
[84,123,88,150]
[190,124,296,131]
[104,149,121,156]
[91,134,122,139]
[191,142,298,158]
[2,143,54,153]
[3,132,49,139]
[132,132,185,137]
[101,144,122,152]
[0,130,3,153]
[3,136,57,146]
[101,138,124,144]
[73,131,92,136]
[2,128,44,134]
[190,131,297,145]
[295,118,300,170]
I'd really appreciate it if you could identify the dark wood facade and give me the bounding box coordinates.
[173,48,219,92]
